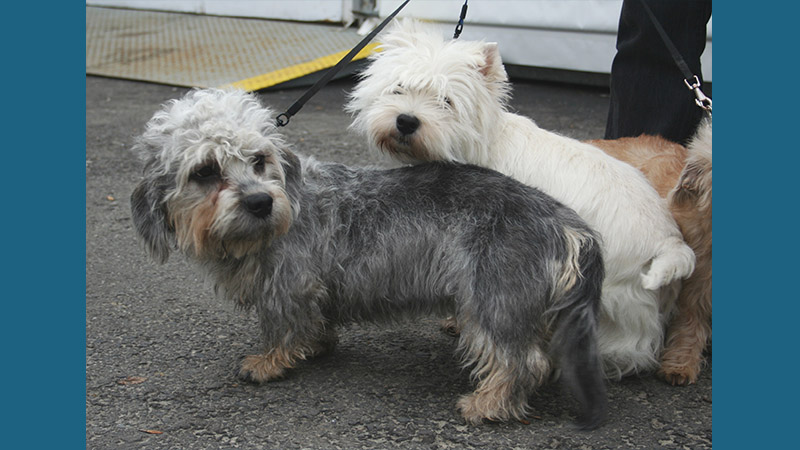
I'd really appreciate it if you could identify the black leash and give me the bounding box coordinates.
[636,0,711,114]
[275,0,411,127]
[453,0,469,39]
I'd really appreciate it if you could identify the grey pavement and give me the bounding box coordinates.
[86,73,711,449]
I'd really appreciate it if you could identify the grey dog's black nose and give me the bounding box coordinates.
[243,193,273,218]
[396,114,420,135]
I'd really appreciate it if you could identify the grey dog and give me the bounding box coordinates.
[130,88,607,428]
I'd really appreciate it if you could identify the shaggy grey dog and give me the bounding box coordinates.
[130,88,607,428]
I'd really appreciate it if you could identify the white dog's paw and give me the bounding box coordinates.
[640,271,669,291]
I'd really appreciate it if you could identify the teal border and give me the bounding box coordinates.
[3,3,87,448]
[715,2,793,449]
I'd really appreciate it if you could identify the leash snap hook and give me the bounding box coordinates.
[684,75,712,113]
[276,113,290,127]
[453,21,464,39]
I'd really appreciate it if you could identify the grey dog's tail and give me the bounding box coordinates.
[550,228,608,430]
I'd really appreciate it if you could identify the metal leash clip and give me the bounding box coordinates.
[275,113,290,127]
[684,75,712,114]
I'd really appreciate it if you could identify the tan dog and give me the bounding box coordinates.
[588,120,712,385]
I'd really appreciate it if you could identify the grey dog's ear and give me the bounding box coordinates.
[130,174,173,264]
[280,147,302,186]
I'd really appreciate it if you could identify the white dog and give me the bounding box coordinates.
[346,19,696,378]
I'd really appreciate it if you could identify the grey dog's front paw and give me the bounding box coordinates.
[237,353,291,384]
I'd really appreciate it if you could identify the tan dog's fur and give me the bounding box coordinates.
[588,123,712,385]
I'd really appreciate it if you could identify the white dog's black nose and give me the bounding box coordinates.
[396,114,420,135]
[243,193,273,218]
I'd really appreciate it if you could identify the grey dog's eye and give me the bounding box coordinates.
[190,164,219,181]
[253,155,266,174]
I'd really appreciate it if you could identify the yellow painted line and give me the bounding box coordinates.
[224,42,382,92]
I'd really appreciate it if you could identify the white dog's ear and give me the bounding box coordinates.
[130,173,173,264]
[479,42,508,84]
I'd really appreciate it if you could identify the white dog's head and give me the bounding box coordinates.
[130,89,301,263]
[346,18,510,164]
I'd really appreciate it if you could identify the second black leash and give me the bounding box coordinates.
[276,0,412,127]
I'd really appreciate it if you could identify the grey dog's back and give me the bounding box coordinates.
[302,159,585,242]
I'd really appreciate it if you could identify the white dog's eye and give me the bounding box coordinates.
[392,85,404,95]
[443,97,453,108]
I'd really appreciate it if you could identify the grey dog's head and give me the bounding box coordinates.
[130,89,302,263]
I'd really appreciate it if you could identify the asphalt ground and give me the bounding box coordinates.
[85,73,712,449]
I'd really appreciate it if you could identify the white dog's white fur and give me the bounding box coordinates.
[346,19,696,378]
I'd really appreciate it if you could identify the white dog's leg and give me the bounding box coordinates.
[641,236,696,290]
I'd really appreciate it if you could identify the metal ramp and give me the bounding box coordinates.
[86,6,377,91]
